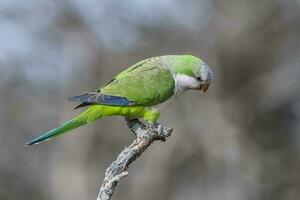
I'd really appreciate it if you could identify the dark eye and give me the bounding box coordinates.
[196,77,202,81]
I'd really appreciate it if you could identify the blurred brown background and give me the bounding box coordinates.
[0,0,300,200]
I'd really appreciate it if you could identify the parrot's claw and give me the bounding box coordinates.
[152,122,172,142]
[152,122,161,132]
[155,123,163,134]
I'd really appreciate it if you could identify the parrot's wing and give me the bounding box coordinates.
[100,60,175,106]
[68,93,135,106]
[69,60,175,106]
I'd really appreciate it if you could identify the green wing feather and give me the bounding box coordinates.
[100,59,175,106]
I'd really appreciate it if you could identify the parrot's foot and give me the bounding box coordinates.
[125,118,173,141]
[149,122,173,142]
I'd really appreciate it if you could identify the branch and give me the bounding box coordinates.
[97,119,173,200]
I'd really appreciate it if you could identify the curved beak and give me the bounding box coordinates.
[199,83,209,93]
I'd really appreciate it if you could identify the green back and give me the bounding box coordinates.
[100,58,175,106]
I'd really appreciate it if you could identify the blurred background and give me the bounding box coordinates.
[0,0,299,200]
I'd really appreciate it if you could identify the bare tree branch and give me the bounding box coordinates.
[97,119,173,200]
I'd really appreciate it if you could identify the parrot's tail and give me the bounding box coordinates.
[25,104,141,145]
[26,118,86,146]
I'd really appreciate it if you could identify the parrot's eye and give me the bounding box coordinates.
[196,76,202,82]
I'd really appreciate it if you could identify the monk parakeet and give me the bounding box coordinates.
[27,55,213,145]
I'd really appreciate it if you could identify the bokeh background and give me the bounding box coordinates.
[1,0,300,200]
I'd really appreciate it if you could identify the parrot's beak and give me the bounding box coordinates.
[199,83,209,93]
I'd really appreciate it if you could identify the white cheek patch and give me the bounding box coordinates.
[173,74,199,96]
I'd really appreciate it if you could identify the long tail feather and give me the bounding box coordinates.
[26,104,117,146]
[26,119,86,145]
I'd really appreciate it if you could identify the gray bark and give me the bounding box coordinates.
[97,119,173,200]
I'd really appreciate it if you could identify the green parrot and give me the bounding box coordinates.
[26,55,213,145]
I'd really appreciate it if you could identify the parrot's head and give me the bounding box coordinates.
[171,55,213,94]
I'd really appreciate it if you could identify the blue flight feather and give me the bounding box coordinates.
[68,93,134,106]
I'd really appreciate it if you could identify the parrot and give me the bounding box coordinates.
[26,55,213,145]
